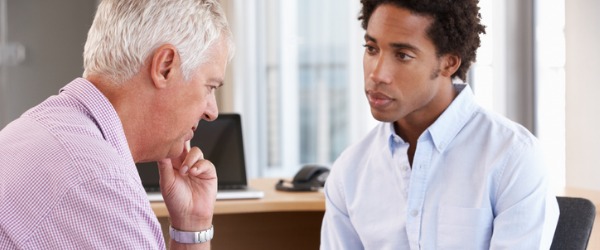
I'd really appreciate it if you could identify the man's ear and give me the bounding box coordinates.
[440,53,461,78]
[150,44,179,89]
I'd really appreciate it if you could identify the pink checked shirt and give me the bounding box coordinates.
[0,78,166,249]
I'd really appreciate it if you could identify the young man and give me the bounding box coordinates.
[320,0,559,249]
[0,0,233,249]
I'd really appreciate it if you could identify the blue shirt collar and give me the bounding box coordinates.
[386,83,478,154]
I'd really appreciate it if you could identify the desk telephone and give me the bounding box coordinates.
[275,165,330,192]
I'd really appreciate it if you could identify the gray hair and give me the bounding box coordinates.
[83,0,234,84]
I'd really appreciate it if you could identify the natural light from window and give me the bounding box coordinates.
[535,0,566,191]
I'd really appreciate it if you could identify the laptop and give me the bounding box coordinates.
[135,113,264,201]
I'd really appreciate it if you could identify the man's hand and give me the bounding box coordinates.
[157,141,217,232]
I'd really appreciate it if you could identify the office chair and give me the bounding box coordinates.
[550,196,596,250]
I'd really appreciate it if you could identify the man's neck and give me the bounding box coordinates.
[394,82,458,165]
[86,74,151,163]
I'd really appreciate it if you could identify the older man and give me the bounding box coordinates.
[0,0,233,249]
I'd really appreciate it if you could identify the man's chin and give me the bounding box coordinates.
[163,144,185,159]
[370,110,399,123]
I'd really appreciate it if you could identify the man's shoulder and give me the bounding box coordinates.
[457,107,541,167]
[333,122,389,168]
[471,108,537,144]
[5,96,131,180]
[23,94,102,137]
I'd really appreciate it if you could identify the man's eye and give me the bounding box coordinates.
[396,52,414,61]
[207,85,218,93]
[363,44,377,55]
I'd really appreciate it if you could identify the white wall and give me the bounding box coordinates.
[0,0,96,128]
[565,0,600,191]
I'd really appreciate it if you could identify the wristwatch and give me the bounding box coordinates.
[169,225,214,244]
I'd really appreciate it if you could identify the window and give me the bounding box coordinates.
[534,0,566,191]
[226,0,374,177]
[470,0,501,112]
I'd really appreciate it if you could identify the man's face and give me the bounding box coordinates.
[151,41,228,160]
[363,4,448,124]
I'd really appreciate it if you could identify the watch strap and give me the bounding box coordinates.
[169,225,214,244]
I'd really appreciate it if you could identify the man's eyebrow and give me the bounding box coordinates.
[364,33,376,43]
[364,33,421,53]
[209,78,224,87]
[390,42,420,53]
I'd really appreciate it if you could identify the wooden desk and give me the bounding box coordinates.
[152,178,325,250]
[152,178,325,216]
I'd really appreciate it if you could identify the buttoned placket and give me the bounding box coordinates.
[405,133,434,250]
[394,139,411,200]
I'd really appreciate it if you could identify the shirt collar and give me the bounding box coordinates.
[427,83,478,152]
[386,83,478,154]
[387,123,404,156]
[59,78,134,163]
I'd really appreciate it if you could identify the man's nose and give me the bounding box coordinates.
[202,95,219,121]
[369,55,393,85]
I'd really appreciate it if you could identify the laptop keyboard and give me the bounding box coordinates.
[146,185,246,192]
[219,184,245,190]
[145,186,161,192]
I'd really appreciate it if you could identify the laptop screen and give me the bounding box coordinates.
[136,113,249,190]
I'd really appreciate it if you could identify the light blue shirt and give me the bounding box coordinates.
[320,84,559,250]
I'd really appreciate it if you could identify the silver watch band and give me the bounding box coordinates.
[169,225,214,244]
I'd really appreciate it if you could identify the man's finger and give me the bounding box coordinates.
[157,158,175,191]
[180,147,204,174]
[188,159,217,179]
[157,141,189,189]
[173,141,191,175]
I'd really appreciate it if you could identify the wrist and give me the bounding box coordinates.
[171,224,213,232]
[170,217,212,232]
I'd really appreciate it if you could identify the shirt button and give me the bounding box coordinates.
[410,210,419,217]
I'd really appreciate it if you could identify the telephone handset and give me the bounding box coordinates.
[275,165,330,192]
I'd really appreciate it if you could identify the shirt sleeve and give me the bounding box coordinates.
[320,163,364,250]
[489,139,559,249]
[25,178,165,250]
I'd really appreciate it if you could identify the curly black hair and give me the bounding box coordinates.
[359,0,486,82]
